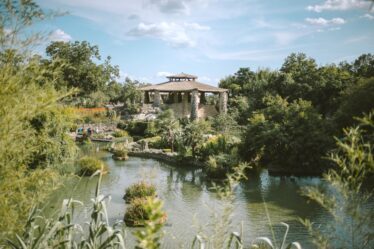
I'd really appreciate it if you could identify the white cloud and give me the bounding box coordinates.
[361,13,374,20]
[305,17,346,26]
[307,0,370,12]
[183,22,210,31]
[49,29,72,42]
[128,22,198,47]
[157,71,173,77]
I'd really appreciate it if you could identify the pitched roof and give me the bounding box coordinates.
[166,73,197,80]
[139,79,228,93]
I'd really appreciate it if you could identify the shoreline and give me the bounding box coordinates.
[128,151,204,168]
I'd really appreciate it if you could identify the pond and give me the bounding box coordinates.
[46,146,334,248]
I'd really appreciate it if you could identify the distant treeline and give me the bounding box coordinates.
[219,53,374,173]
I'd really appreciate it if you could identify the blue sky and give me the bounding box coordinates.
[37,0,374,85]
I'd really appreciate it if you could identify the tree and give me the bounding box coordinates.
[0,0,77,238]
[240,95,332,173]
[302,112,374,248]
[117,77,144,112]
[335,77,374,130]
[44,41,119,96]
[156,109,181,152]
[352,53,374,78]
[183,120,211,158]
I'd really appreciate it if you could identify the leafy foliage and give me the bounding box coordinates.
[5,173,126,249]
[240,95,332,173]
[301,112,374,249]
[0,0,77,237]
[77,156,108,176]
[124,182,157,203]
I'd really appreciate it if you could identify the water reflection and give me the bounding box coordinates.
[46,148,336,248]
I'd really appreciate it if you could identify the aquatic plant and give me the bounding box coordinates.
[124,198,149,227]
[113,149,129,160]
[301,112,374,249]
[5,172,126,249]
[77,156,108,176]
[133,197,166,249]
[123,182,156,203]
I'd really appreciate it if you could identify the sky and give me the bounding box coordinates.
[36,0,374,86]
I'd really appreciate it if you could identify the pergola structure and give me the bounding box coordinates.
[139,73,228,120]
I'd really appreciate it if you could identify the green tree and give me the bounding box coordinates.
[0,0,77,239]
[302,112,374,248]
[183,120,211,158]
[335,77,374,130]
[156,109,181,152]
[44,41,120,98]
[240,95,332,173]
[117,77,144,113]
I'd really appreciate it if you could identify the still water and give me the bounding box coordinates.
[47,146,330,248]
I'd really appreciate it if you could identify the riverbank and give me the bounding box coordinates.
[128,150,205,168]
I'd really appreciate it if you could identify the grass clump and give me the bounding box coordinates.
[78,156,108,176]
[112,149,129,161]
[124,197,166,228]
[124,198,149,227]
[123,182,156,203]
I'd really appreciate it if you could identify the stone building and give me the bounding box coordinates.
[139,73,228,120]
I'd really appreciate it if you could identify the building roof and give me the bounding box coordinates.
[166,73,197,80]
[139,73,228,93]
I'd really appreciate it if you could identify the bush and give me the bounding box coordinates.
[198,135,238,160]
[112,149,128,161]
[117,121,127,130]
[123,182,156,203]
[138,136,168,149]
[126,121,149,137]
[204,154,234,179]
[124,197,167,227]
[77,156,108,176]
[124,198,149,227]
[112,129,129,138]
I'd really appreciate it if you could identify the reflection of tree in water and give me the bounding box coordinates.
[180,169,204,202]
[239,171,322,217]
[236,170,328,247]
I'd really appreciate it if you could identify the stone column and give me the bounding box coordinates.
[153,91,161,107]
[190,90,200,120]
[219,91,228,114]
[182,92,189,116]
[141,91,145,104]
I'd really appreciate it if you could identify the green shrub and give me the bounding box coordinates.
[123,182,156,203]
[124,198,149,227]
[117,121,127,130]
[113,149,128,158]
[112,149,129,160]
[112,129,129,138]
[124,197,166,227]
[204,153,239,179]
[78,156,108,176]
[126,121,149,137]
